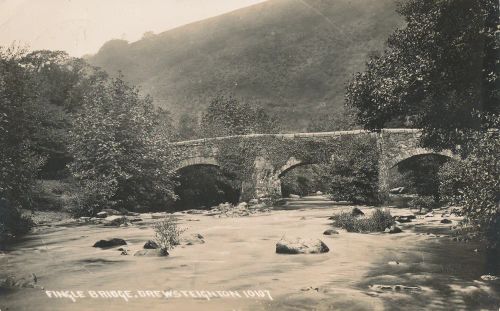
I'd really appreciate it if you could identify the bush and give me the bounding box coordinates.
[153,217,186,253]
[408,195,440,212]
[0,198,34,244]
[331,208,394,233]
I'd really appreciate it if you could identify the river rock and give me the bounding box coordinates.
[394,214,416,223]
[289,194,300,199]
[102,208,121,216]
[389,187,405,194]
[103,216,127,226]
[323,229,339,235]
[93,238,127,248]
[440,219,452,224]
[96,211,108,218]
[481,274,499,281]
[151,212,168,219]
[351,207,365,217]
[385,225,402,234]
[134,249,169,257]
[276,238,329,254]
[144,240,159,249]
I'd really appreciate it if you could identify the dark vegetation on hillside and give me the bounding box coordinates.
[88,0,402,131]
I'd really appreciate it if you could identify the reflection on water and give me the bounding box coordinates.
[359,238,500,310]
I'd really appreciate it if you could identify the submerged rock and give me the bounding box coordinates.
[323,229,339,235]
[370,284,421,292]
[385,225,402,234]
[0,273,41,289]
[134,249,169,257]
[182,233,205,245]
[143,240,159,249]
[276,238,329,254]
[440,219,452,224]
[93,238,127,248]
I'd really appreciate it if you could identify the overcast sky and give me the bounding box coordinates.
[0,0,266,57]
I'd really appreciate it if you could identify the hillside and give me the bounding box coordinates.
[88,0,403,131]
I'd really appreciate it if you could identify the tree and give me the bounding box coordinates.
[19,50,107,178]
[68,76,177,215]
[346,0,499,151]
[0,46,45,210]
[200,95,279,137]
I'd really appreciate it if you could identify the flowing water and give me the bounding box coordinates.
[1,197,499,310]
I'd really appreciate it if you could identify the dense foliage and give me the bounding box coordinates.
[327,136,381,204]
[346,0,499,151]
[68,77,177,216]
[439,120,499,246]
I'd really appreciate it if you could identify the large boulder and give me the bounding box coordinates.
[276,238,329,254]
[93,238,127,248]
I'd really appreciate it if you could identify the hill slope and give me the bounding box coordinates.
[88,0,403,131]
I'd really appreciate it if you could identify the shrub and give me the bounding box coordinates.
[408,195,440,212]
[0,198,34,244]
[153,217,186,253]
[331,208,394,233]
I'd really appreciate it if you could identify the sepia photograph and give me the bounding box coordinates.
[0,0,499,310]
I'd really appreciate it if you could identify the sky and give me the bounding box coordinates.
[0,0,266,57]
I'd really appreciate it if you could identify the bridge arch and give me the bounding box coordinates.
[173,156,219,172]
[276,157,311,178]
[387,149,455,170]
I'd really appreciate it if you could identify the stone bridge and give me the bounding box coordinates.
[170,129,455,200]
